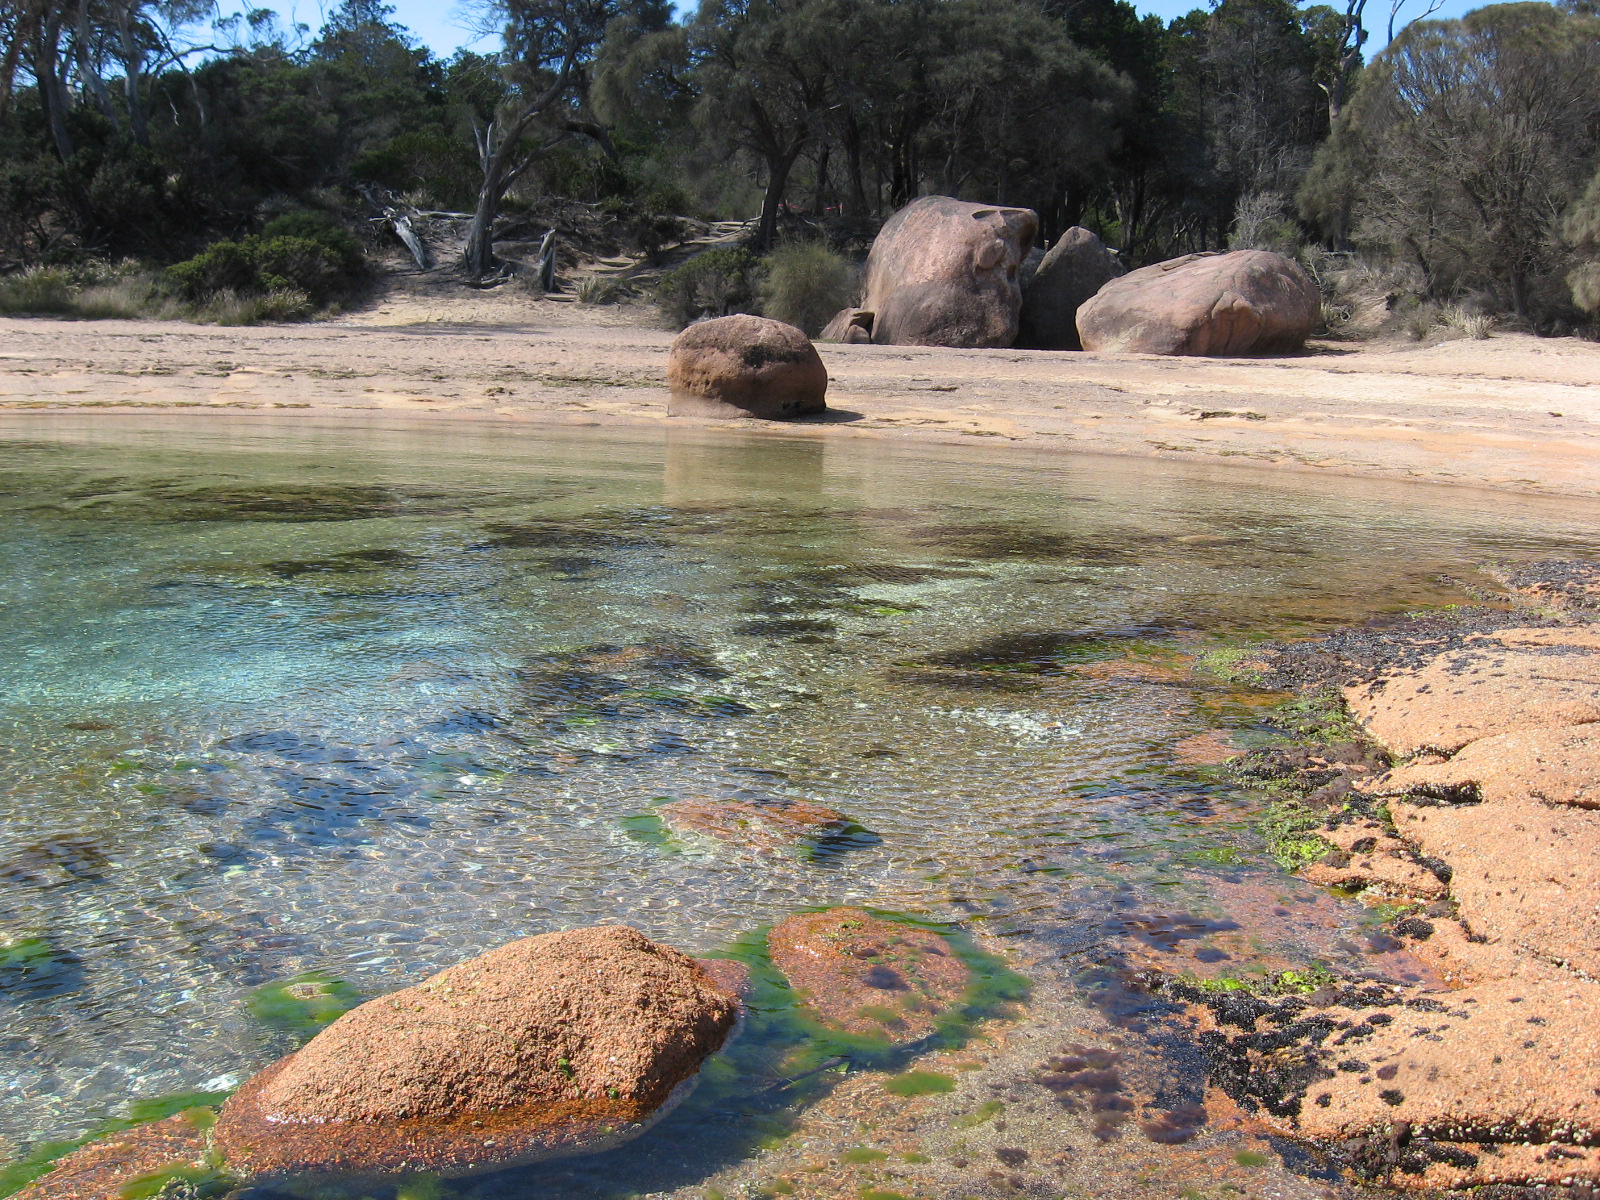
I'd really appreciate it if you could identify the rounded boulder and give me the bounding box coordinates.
[1076,249,1319,356]
[213,925,742,1182]
[1016,226,1124,351]
[860,195,1038,347]
[667,314,827,420]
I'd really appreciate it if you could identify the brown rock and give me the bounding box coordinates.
[1016,227,1123,351]
[1369,723,1600,808]
[819,307,873,344]
[767,908,970,1043]
[859,196,1038,347]
[1287,977,1600,1188]
[1300,819,1447,900]
[1392,799,1600,976]
[14,1114,214,1200]
[214,926,741,1181]
[666,314,827,420]
[1075,250,1319,356]
[1345,627,1600,756]
[658,796,856,854]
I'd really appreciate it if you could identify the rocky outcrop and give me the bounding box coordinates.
[767,908,970,1043]
[13,1114,216,1200]
[1344,626,1600,755]
[667,314,827,420]
[1076,250,1319,356]
[213,926,741,1181]
[851,196,1038,348]
[1016,227,1123,351]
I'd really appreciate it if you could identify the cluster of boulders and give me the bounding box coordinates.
[20,911,976,1200]
[667,194,1320,422]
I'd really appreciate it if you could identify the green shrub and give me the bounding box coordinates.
[759,241,857,335]
[655,246,762,328]
[166,222,361,308]
[0,267,76,314]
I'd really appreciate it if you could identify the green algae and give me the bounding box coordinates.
[247,972,361,1035]
[882,1071,955,1097]
[0,1094,232,1200]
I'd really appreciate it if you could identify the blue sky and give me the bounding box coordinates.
[216,0,1486,57]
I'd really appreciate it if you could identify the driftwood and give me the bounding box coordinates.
[390,213,430,270]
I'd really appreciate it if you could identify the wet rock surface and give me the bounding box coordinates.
[767,908,973,1044]
[213,926,742,1180]
[1076,249,1320,356]
[1155,560,1600,1191]
[666,314,827,420]
[12,1114,215,1200]
[658,795,870,857]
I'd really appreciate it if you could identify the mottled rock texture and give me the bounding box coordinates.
[1076,250,1319,356]
[767,908,970,1043]
[667,314,827,420]
[13,1115,214,1200]
[214,925,741,1181]
[857,196,1038,348]
[659,796,855,854]
[1016,226,1123,351]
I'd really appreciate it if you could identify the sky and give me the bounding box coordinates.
[215,0,1487,57]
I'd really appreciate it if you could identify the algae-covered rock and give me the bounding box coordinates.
[767,909,972,1044]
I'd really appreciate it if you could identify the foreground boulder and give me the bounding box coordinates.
[1016,227,1123,350]
[1076,250,1319,356]
[667,314,827,420]
[768,908,970,1043]
[214,926,741,1181]
[851,195,1037,347]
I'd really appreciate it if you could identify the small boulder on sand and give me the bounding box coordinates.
[213,925,742,1181]
[857,195,1038,347]
[1016,227,1123,351]
[767,908,970,1043]
[667,314,827,420]
[1076,249,1319,356]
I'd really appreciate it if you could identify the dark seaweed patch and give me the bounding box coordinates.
[470,521,659,551]
[0,837,109,888]
[261,548,420,579]
[47,482,472,523]
[901,523,1138,563]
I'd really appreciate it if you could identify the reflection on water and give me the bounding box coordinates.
[2,416,1599,1190]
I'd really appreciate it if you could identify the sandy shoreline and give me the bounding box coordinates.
[2,293,1598,499]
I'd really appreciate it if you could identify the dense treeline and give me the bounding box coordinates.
[1,0,1598,329]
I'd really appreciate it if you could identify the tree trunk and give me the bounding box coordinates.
[756,146,800,251]
[35,11,75,163]
[844,113,867,216]
[463,161,509,280]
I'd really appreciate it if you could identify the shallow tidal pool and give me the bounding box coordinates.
[3,415,1599,1197]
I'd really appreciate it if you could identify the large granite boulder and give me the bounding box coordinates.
[667,314,827,420]
[1076,250,1319,356]
[1016,227,1123,350]
[852,196,1038,347]
[214,926,742,1182]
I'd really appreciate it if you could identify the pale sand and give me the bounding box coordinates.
[2,288,1597,497]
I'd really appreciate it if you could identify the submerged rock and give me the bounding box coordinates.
[213,926,742,1181]
[658,796,865,856]
[768,908,971,1043]
[14,1113,217,1200]
[1076,250,1318,356]
[857,195,1038,347]
[666,314,827,420]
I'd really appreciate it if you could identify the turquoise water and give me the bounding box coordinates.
[1,415,1598,1176]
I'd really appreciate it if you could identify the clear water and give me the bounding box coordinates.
[2,415,1598,1177]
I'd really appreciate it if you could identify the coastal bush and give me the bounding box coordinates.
[166,231,359,310]
[655,246,762,328]
[0,268,75,314]
[758,241,857,335]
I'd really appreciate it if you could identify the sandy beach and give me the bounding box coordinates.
[2,284,1597,498]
